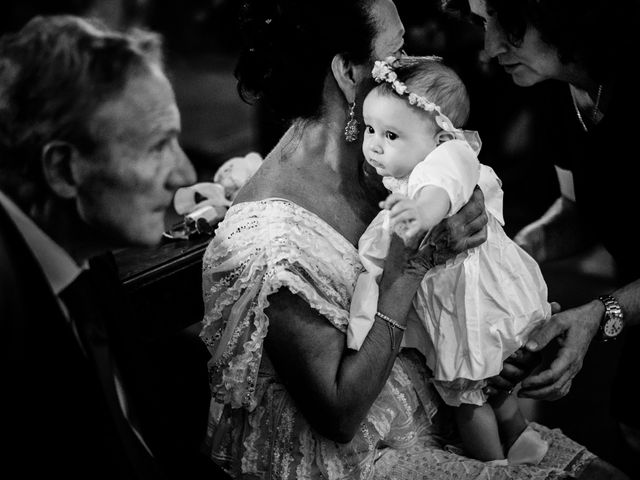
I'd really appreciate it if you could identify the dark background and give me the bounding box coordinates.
[0,0,560,236]
[2,0,629,475]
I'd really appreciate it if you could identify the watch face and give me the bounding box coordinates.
[604,317,624,337]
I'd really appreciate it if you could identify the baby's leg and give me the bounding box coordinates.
[489,392,528,452]
[454,403,505,461]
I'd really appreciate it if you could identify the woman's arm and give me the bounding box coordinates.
[519,279,640,400]
[514,166,594,263]
[514,195,594,262]
[429,185,488,263]
[264,235,432,443]
[264,188,487,443]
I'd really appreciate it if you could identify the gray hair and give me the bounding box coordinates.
[0,15,164,206]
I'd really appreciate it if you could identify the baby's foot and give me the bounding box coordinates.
[506,424,549,465]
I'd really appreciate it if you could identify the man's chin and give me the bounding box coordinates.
[101,226,165,250]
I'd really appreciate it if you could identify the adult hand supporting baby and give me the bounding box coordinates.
[484,302,561,396]
[428,186,488,265]
[518,301,601,400]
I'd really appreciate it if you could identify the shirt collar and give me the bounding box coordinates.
[0,189,85,295]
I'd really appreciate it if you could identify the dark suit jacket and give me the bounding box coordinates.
[0,199,168,479]
[0,201,229,479]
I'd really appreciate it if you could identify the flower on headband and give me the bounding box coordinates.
[408,92,436,112]
[369,56,483,154]
[370,56,479,146]
[373,58,441,113]
[393,81,407,94]
[372,60,393,83]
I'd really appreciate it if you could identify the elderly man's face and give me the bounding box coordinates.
[74,65,196,246]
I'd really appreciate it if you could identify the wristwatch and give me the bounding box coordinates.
[596,294,624,341]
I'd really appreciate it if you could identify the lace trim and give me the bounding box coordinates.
[382,176,409,195]
[201,199,363,410]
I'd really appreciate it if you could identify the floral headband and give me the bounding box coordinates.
[371,56,481,154]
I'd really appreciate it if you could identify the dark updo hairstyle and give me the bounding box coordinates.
[235,0,378,123]
[443,0,639,82]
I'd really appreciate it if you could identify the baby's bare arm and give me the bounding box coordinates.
[384,186,450,247]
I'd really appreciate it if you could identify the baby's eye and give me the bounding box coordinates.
[385,131,398,140]
[365,125,375,134]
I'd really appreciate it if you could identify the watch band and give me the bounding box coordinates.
[597,294,624,341]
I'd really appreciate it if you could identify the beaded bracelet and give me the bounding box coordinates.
[375,311,406,331]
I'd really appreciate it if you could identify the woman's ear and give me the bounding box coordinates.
[41,141,80,199]
[330,53,360,104]
[436,131,456,145]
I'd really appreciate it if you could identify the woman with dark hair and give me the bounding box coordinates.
[444,0,640,477]
[199,0,624,477]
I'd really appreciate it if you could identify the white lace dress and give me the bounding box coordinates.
[200,198,594,479]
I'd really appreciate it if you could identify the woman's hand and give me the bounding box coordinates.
[485,302,561,396]
[485,348,541,396]
[383,227,437,279]
[428,186,488,265]
[518,300,602,400]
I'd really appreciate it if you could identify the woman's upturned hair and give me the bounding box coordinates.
[0,15,163,205]
[234,0,378,123]
[443,0,639,81]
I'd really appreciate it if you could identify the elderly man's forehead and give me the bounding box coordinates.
[90,67,179,141]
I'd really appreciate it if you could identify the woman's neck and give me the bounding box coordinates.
[254,119,367,206]
[241,118,379,244]
[285,119,362,182]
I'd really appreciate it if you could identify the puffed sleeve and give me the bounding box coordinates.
[407,139,480,216]
[200,201,359,411]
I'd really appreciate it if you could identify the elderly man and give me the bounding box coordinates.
[0,15,223,479]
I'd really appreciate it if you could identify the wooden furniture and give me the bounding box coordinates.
[115,233,210,336]
[113,232,216,473]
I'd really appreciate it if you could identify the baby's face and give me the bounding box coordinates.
[362,89,438,179]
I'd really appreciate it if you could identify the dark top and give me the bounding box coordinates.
[0,201,230,479]
[0,200,165,479]
[540,75,640,428]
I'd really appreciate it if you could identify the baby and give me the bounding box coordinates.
[348,55,550,465]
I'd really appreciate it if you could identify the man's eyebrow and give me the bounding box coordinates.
[149,125,180,139]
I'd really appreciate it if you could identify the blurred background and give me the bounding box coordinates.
[1,0,625,472]
[0,0,560,237]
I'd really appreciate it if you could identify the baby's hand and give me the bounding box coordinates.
[381,193,428,248]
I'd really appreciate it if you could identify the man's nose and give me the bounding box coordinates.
[168,144,197,189]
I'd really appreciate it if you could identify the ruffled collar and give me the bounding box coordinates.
[382,175,409,195]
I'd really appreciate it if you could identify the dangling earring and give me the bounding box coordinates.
[344,101,359,142]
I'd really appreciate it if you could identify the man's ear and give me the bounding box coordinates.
[330,53,360,104]
[41,141,79,199]
[436,131,456,145]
